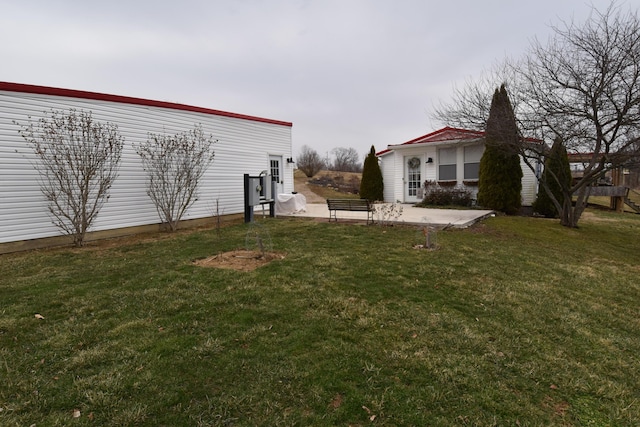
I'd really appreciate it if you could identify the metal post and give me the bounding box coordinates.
[244,174,254,223]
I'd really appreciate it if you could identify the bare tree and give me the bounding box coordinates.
[17,109,124,247]
[136,125,216,231]
[432,63,516,131]
[330,147,362,172]
[433,3,640,227]
[296,145,325,177]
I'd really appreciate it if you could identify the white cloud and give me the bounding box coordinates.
[0,0,623,158]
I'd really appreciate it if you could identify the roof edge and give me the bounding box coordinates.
[0,81,293,128]
[377,126,542,156]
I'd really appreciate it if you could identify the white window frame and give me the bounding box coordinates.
[463,145,483,180]
[438,147,457,181]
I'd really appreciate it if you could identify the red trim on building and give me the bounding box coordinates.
[0,81,293,128]
[376,126,541,156]
[401,127,484,145]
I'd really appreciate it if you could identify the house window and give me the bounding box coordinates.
[270,159,280,183]
[464,145,483,180]
[438,147,457,181]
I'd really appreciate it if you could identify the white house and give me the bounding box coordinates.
[377,127,539,206]
[0,82,293,252]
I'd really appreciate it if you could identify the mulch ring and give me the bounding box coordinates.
[193,250,285,271]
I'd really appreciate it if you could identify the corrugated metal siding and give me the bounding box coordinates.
[0,90,293,244]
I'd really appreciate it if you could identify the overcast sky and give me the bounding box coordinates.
[1,0,622,160]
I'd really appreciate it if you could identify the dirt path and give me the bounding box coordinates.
[294,172,325,204]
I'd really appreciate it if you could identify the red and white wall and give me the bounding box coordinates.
[0,82,293,246]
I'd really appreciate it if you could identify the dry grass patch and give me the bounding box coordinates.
[193,250,285,271]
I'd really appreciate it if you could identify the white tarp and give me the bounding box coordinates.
[275,193,307,215]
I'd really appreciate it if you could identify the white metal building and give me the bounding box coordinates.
[377,127,540,206]
[0,82,293,251]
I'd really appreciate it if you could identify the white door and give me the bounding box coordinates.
[269,155,284,194]
[404,156,422,203]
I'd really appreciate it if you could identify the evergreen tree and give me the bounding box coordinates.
[477,85,523,215]
[359,145,384,201]
[533,137,572,218]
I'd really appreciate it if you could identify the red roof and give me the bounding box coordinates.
[0,81,293,127]
[376,127,484,156]
[377,126,542,156]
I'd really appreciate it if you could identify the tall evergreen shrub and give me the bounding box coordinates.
[360,145,384,201]
[477,85,523,215]
[533,137,572,217]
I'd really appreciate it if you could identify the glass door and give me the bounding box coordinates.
[269,155,283,194]
[404,156,422,202]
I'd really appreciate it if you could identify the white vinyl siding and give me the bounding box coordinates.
[379,153,397,203]
[520,154,539,206]
[0,89,293,244]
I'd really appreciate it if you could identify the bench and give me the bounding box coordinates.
[326,199,374,224]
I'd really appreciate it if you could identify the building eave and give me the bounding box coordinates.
[0,81,293,128]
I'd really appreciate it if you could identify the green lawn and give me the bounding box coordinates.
[1,210,639,426]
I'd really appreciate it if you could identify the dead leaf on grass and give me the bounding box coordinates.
[362,406,377,422]
[34,314,45,320]
[329,393,343,409]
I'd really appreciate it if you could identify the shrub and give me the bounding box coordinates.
[136,125,216,231]
[533,137,572,218]
[477,85,523,215]
[360,145,384,201]
[17,109,124,247]
[417,185,473,207]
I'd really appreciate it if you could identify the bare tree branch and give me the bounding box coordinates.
[16,109,124,246]
[329,147,362,172]
[432,2,640,227]
[136,125,216,231]
[296,145,325,177]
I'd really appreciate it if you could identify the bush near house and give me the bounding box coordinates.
[477,85,523,215]
[360,145,384,201]
[533,137,572,218]
[417,181,473,207]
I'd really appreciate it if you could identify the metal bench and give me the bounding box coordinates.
[326,199,374,224]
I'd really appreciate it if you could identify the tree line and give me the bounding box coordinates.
[296,146,363,177]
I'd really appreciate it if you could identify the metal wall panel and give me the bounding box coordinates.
[0,88,293,244]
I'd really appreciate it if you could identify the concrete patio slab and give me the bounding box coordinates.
[277,202,494,228]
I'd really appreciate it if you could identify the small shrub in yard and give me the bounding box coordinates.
[360,145,384,201]
[16,109,125,247]
[418,184,473,207]
[372,202,403,225]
